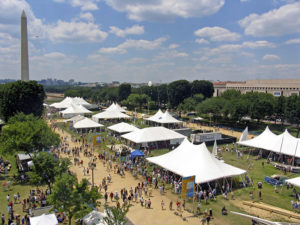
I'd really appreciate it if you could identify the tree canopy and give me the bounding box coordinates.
[0,113,60,155]
[0,81,45,122]
[118,84,131,101]
[168,80,191,108]
[191,80,214,98]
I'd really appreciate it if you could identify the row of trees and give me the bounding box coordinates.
[64,80,214,109]
[196,90,300,136]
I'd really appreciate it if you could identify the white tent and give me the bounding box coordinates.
[64,115,85,123]
[92,110,130,122]
[51,97,92,109]
[237,126,279,152]
[285,176,300,188]
[212,140,218,157]
[74,118,104,129]
[121,126,185,144]
[238,127,300,158]
[82,210,107,225]
[105,102,126,113]
[147,139,246,184]
[30,214,58,225]
[146,109,164,122]
[107,122,140,134]
[156,110,182,124]
[60,104,92,118]
[239,127,248,142]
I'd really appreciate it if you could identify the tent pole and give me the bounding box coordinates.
[207,182,215,200]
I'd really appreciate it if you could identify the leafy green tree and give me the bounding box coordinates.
[248,93,275,122]
[197,97,224,122]
[274,95,286,125]
[0,113,60,155]
[118,84,131,101]
[123,94,150,111]
[64,87,92,99]
[168,80,191,108]
[103,205,130,225]
[157,84,168,106]
[220,89,241,100]
[286,95,300,137]
[177,94,204,112]
[191,80,214,98]
[49,174,102,225]
[0,81,45,122]
[29,152,71,192]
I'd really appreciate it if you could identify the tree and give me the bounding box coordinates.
[103,205,130,225]
[274,95,286,125]
[0,113,60,155]
[49,174,102,225]
[122,94,150,111]
[168,80,191,108]
[0,81,45,122]
[157,84,168,106]
[197,97,225,122]
[286,95,300,137]
[220,89,241,100]
[177,94,204,112]
[118,84,131,101]
[29,152,71,192]
[191,80,214,98]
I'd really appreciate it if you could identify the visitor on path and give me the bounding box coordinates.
[206,215,211,225]
[161,200,164,210]
[222,206,228,215]
[147,199,151,208]
[259,190,262,200]
[169,200,173,210]
[201,215,206,225]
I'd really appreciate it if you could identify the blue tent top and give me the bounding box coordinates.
[130,150,144,159]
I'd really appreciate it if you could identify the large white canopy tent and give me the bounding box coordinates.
[92,110,130,123]
[29,214,58,225]
[285,176,300,188]
[107,122,140,134]
[238,127,300,159]
[64,115,85,123]
[147,139,246,184]
[145,109,182,128]
[146,109,164,122]
[73,118,104,132]
[121,126,185,149]
[60,104,92,118]
[105,102,126,113]
[51,97,92,109]
[82,210,107,225]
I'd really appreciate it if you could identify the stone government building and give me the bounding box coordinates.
[213,79,300,97]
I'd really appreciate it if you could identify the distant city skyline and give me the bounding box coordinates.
[0,0,299,83]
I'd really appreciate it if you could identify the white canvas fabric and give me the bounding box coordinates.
[146,109,164,122]
[239,127,248,142]
[82,210,107,225]
[157,110,182,124]
[50,97,91,109]
[92,110,130,120]
[30,214,58,225]
[147,139,246,184]
[212,140,218,157]
[105,102,126,112]
[238,127,300,158]
[107,122,140,134]
[121,127,185,144]
[74,118,104,129]
[64,115,85,123]
[60,104,92,118]
[237,126,279,152]
[285,176,300,188]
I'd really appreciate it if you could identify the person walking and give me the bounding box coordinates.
[1,214,5,225]
[259,190,262,200]
[169,200,173,210]
[206,215,211,225]
[161,200,165,210]
[201,215,206,225]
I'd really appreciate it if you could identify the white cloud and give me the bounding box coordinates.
[239,2,300,37]
[194,26,241,42]
[168,44,179,49]
[99,37,167,54]
[285,38,300,45]
[104,0,225,21]
[263,54,280,60]
[240,52,254,57]
[155,50,188,60]
[79,12,94,22]
[53,0,99,11]
[195,38,209,45]
[109,25,144,37]
[48,20,107,43]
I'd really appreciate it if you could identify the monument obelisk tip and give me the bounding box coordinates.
[21,10,26,18]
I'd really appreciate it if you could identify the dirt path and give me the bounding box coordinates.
[54,127,229,225]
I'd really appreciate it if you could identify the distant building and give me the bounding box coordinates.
[213,79,300,97]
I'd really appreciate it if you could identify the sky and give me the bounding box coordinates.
[0,0,300,83]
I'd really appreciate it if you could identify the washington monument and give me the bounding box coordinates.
[21,10,29,81]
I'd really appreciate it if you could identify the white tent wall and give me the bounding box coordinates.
[239,127,248,142]
[107,122,139,134]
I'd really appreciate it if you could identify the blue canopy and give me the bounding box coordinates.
[130,150,144,159]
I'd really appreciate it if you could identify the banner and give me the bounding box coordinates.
[66,122,73,130]
[93,134,101,145]
[182,176,195,199]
